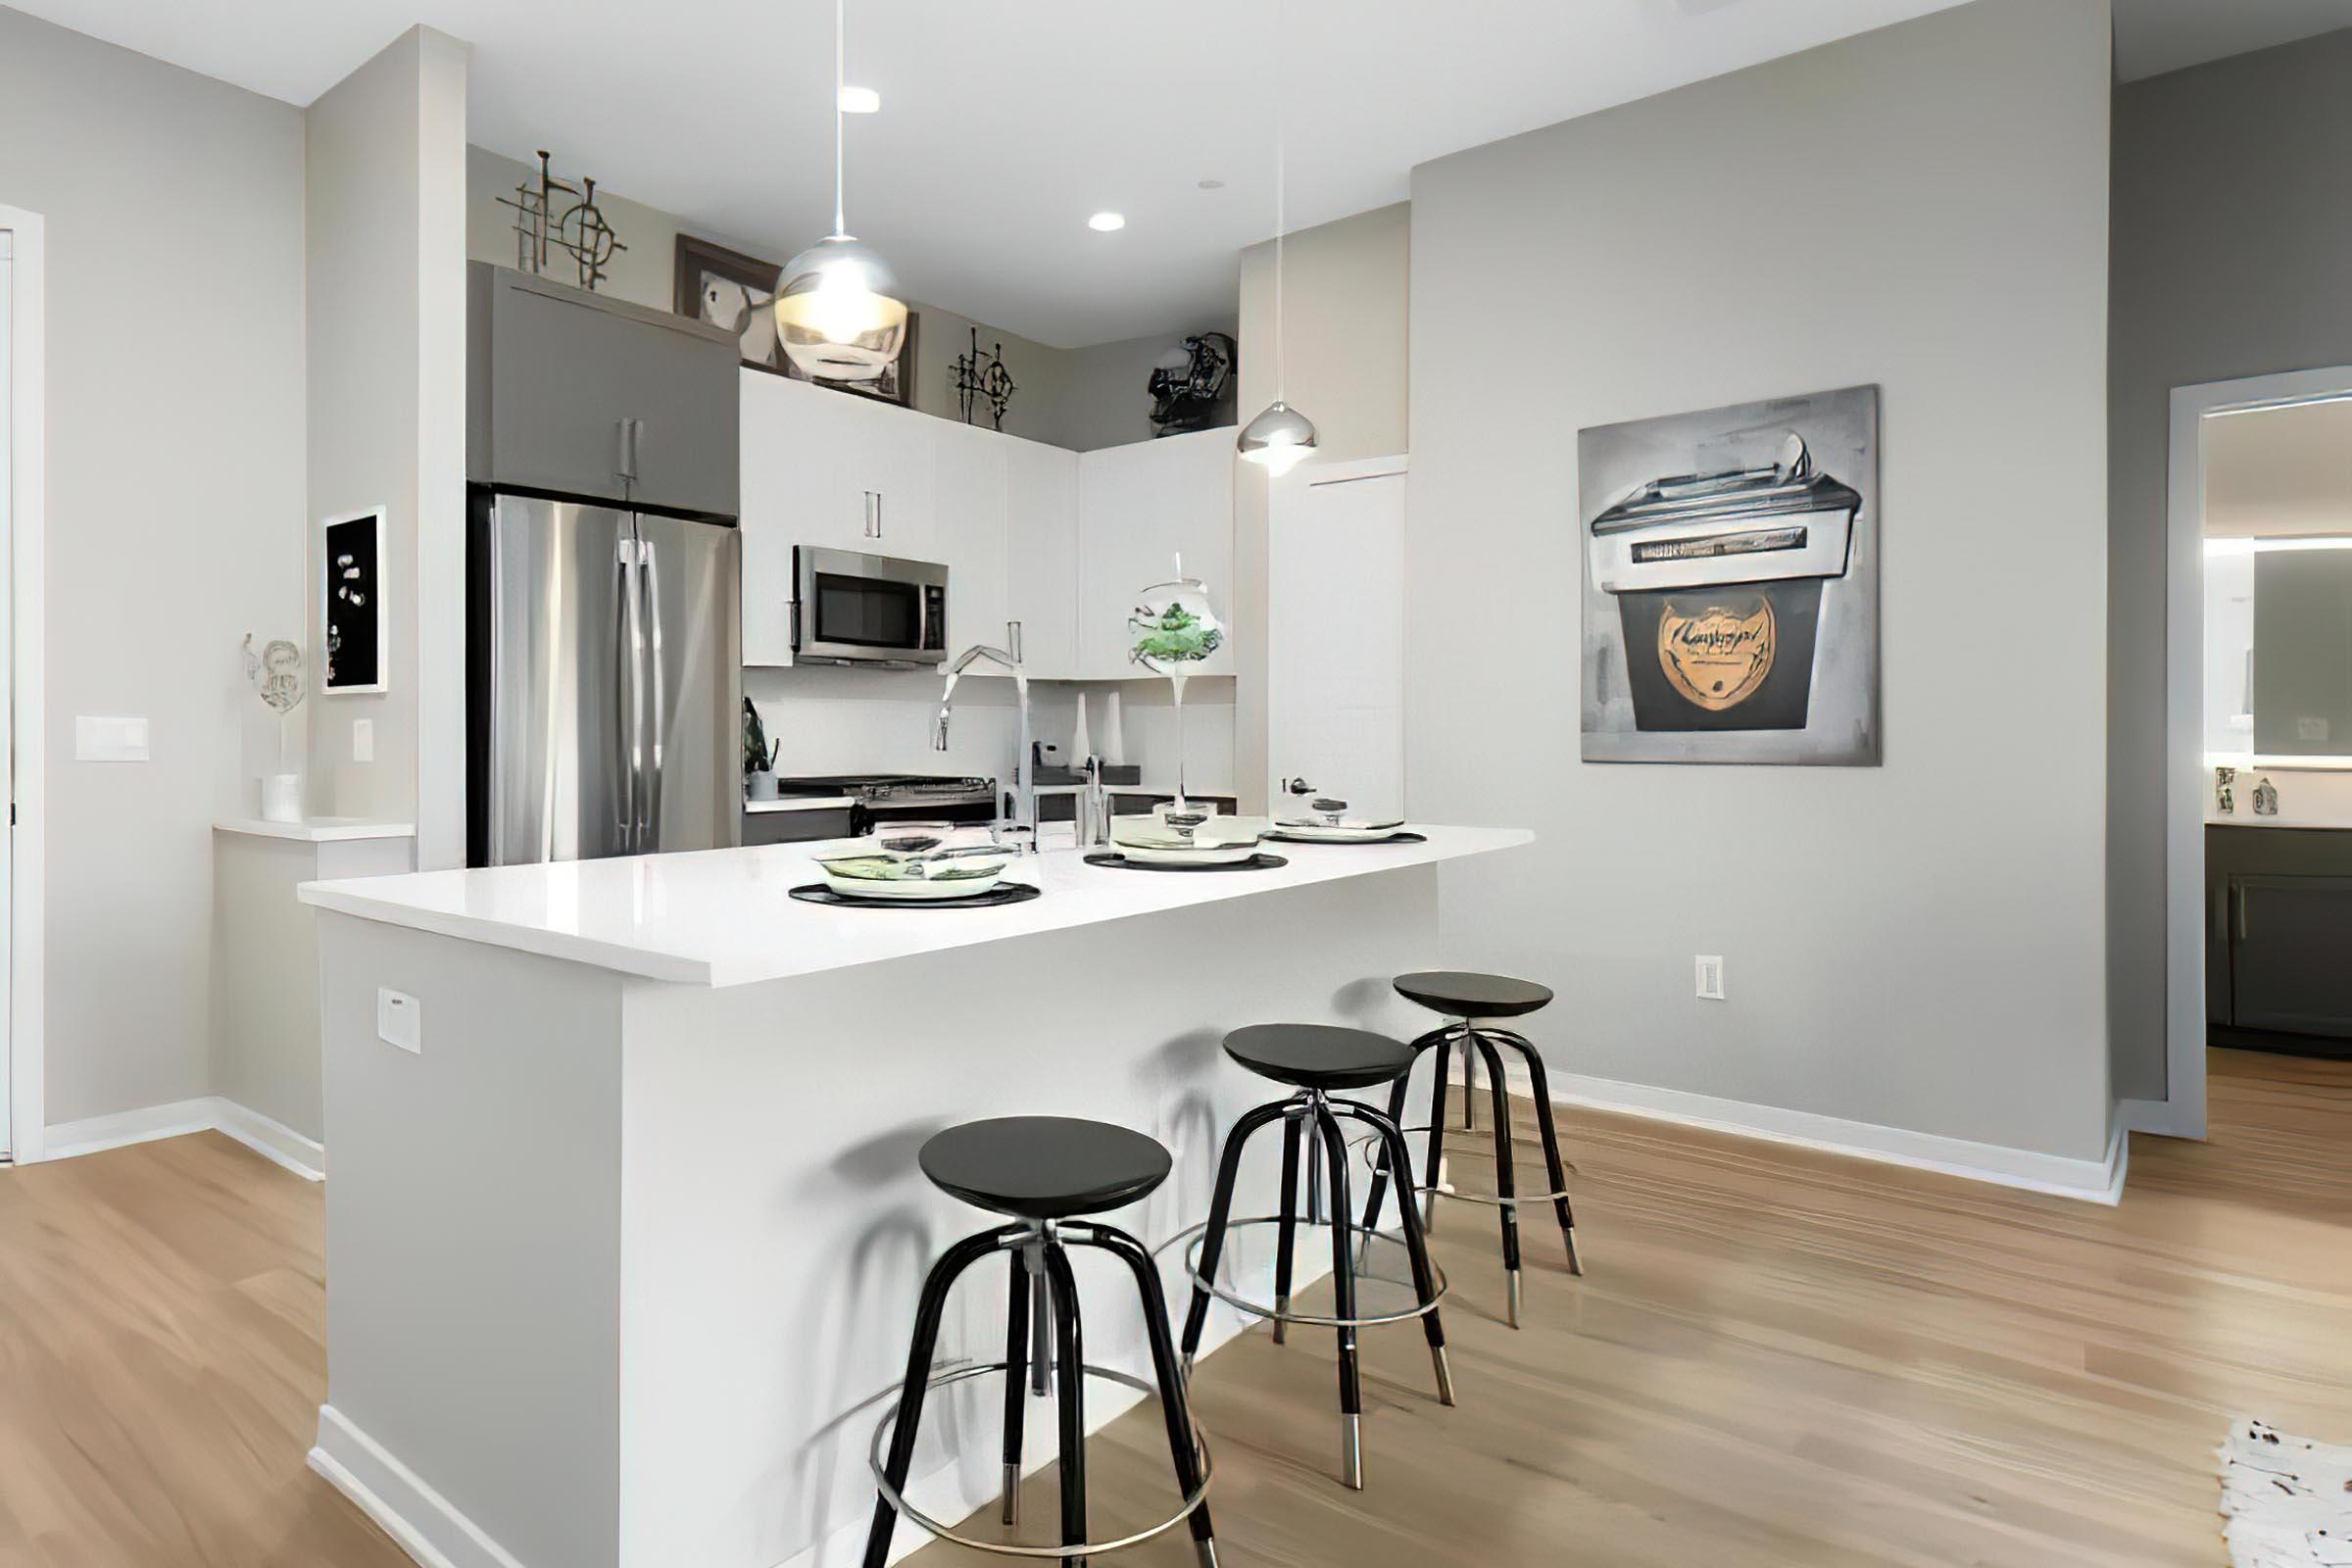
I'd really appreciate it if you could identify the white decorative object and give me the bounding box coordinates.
[2219,1418,2352,1565]
[260,774,303,823]
[1128,556,1225,810]
[244,633,307,820]
[1103,690,1126,764]
[1070,692,1093,763]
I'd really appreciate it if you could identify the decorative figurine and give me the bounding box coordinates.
[1148,331,1236,436]
[2253,776,2279,817]
[2216,765,2236,814]
[950,325,1017,429]
[499,149,627,293]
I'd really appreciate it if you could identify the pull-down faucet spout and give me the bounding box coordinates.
[931,624,1036,852]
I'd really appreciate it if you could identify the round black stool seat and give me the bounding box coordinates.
[918,1116,1171,1220]
[1222,1023,1413,1091]
[1395,970,1554,1019]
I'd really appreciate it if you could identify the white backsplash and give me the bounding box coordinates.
[744,666,1237,795]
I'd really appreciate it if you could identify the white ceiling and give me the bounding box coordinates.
[21,1,2352,346]
[2205,400,2352,539]
[16,0,1984,347]
[2112,0,2352,82]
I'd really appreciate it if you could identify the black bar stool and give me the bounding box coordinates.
[1171,1024,1452,1490]
[864,1116,1219,1568]
[1360,971,1580,1328]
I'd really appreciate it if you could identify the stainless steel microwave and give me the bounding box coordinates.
[792,546,950,666]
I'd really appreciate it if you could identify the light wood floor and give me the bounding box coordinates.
[3,1051,2346,1567]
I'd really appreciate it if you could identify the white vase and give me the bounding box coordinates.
[1071,693,1093,762]
[259,773,303,823]
[1103,691,1126,763]
[747,770,781,802]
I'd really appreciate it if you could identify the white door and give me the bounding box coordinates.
[1,228,13,1157]
[1267,457,1408,822]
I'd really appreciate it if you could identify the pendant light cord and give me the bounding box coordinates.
[833,0,848,237]
[1272,1,1287,406]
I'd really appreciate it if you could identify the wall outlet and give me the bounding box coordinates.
[353,718,374,762]
[1694,955,1726,1001]
[74,715,149,761]
[376,988,420,1054]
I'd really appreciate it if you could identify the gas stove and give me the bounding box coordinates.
[773,774,1000,828]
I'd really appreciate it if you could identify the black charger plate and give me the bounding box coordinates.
[789,882,1042,909]
[1083,852,1289,873]
[1263,830,1428,847]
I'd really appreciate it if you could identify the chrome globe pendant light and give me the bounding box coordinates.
[773,0,907,382]
[1238,16,1317,477]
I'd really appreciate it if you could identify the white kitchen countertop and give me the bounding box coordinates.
[297,824,1532,988]
[742,796,858,814]
[218,816,416,843]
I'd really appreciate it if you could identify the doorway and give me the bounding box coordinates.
[1266,456,1408,819]
[2161,367,2352,1143]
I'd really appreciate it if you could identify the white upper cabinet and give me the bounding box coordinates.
[1077,430,1236,679]
[739,370,813,664]
[739,367,1229,680]
[1006,435,1081,679]
[933,420,1009,659]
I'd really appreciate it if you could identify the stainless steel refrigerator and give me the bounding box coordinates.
[466,491,742,866]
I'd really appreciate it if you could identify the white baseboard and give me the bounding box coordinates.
[1446,1053,2128,1205]
[38,1096,324,1181]
[212,1099,327,1181]
[311,1404,528,1568]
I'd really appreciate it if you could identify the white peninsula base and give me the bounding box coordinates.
[300,828,1530,1568]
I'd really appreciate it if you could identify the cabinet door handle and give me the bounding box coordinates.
[873,491,884,539]
[2234,883,2248,942]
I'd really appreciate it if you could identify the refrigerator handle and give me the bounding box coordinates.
[615,534,643,850]
[638,532,668,849]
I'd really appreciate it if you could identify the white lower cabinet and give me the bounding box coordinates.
[739,368,1231,678]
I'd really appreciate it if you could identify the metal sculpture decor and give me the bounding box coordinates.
[499,149,627,293]
[1148,330,1237,436]
[950,325,1016,429]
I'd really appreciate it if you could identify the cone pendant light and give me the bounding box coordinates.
[774,0,907,382]
[1238,6,1317,477]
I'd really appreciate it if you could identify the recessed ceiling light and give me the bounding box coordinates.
[1197,178,1225,190]
[1088,212,1126,232]
[838,85,881,114]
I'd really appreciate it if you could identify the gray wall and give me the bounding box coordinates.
[0,7,309,1125]
[2107,27,2352,1102]
[309,28,470,867]
[468,145,1228,452]
[1406,0,2115,1163]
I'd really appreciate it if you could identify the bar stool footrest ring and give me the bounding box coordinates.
[1152,1215,1447,1328]
[869,1360,1212,1559]
[1345,1128,1578,1207]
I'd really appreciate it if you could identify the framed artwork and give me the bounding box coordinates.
[1579,384,1881,765]
[321,508,388,695]
[672,230,916,408]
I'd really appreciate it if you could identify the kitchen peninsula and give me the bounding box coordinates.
[296,825,1530,1568]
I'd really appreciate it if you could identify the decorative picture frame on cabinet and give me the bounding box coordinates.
[1579,384,1882,766]
[319,507,388,695]
[673,230,917,407]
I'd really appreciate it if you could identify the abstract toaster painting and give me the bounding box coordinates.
[1579,384,1881,765]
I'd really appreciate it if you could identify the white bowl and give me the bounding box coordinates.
[1116,840,1259,865]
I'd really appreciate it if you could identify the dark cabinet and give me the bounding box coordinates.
[742,807,856,847]
[2228,873,2352,1038]
[468,264,739,517]
[2206,825,2352,1054]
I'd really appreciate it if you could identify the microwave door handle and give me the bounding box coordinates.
[639,535,667,849]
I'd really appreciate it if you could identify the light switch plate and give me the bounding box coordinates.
[353,718,374,763]
[376,988,420,1054]
[1694,956,1726,1002]
[74,715,150,761]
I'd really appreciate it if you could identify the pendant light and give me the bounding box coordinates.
[1238,13,1317,478]
[773,0,907,382]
